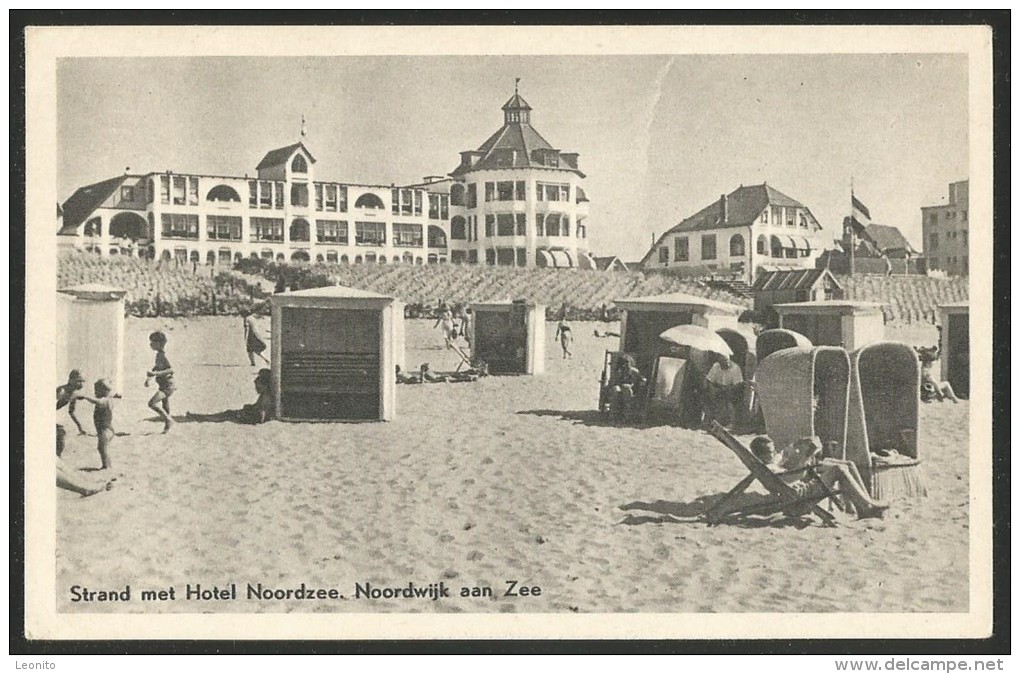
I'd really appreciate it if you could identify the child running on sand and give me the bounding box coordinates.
[145,331,175,433]
[78,379,121,470]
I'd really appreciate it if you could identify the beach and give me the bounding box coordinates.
[55,317,969,614]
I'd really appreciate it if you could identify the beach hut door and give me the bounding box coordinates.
[947,313,969,399]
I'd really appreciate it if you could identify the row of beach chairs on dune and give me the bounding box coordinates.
[600,328,927,527]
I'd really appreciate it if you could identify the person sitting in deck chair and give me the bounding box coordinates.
[751,436,890,520]
[916,346,960,403]
[609,354,646,420]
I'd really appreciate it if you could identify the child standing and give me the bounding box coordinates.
[555,318,573,359]
[80,379,121,470]
[145,331,175,433]
[242,310,270,366]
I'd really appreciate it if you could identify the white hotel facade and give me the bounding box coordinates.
[58,92,595,269]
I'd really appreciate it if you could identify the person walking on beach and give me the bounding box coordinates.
[555,317,573,359]
[242,309,270,366]
[434,304,457,348]
[79,379,121,470]
[461,308,474,351]
[145,331,175,433]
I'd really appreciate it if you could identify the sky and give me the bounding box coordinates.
[57,54,968,261]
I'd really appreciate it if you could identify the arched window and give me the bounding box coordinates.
[354,255,363,264]
[291,251,310,262]
[729,234,745,257]
[354,193,385,209]
[250,252,259,259]
[275,253,285,261]
[340,254,349,264]
[291,154,308,173]
[403,253,414,264]
[450,183,465,206]
[770,235,783,258]
[379,256,387,264]
[290,218,311,242]
[316,253,325,262]
[190,250,201,262]
[450,216,467,240]
[206,251,216,265]
[757,235,768,256]
[428,225,447,248]
[326,251,338,263]
[416,257,424,265]
[206,185,241,202]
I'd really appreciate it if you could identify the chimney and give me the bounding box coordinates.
[720,194,728,223]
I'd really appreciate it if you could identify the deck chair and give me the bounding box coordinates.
[705,422,841,527]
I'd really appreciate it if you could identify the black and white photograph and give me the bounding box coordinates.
[22,22,996,642]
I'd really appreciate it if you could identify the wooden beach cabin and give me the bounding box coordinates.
[938,302,969,399]
[613,292,744,367]
[270,286,403,421]
[469,300,545,375]
[773,300,885,352]
[56,283,127,389]
[752,268,843,327]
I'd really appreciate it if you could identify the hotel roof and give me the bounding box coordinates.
[256,142,317,171]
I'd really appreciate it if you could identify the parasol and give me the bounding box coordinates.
[658,324,733,357]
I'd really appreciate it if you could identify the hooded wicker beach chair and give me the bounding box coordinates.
[756,328,812,362]
[845,341,926,499]
[754,346,851,458]
[705,422,840,527]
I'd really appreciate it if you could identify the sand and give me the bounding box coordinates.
[55,317,969,613]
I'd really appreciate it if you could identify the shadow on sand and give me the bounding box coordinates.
[618,494,818,530]
[516,408,669,429]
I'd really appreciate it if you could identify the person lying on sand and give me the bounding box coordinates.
[593,329,621,338]
[750,436,889,520]
[57,454,115,497]
[396,365,422,384]
[420,363,448,383]
[185,369,274,425]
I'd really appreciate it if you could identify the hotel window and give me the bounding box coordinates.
[466,183,478,209]
[497,181,514,201]
[761,210,768,224]
[251,217,284,242]
[121,186,135,201]
[172,176,186,205]
[429,194,440,219]
[537,182,569,201]
[962,231,968,246]
[393,223,423,248]
[188,177,199,205]
[207,215,242,241]
[659,247,669,263]
[771,207,782,225]
[757,235,768,255]
[562,216,570,237]
[515,181,526,201]
[545,213,561,236]
[324,185,338,211]
[290,218,311,242]
[413,190,423,216]
[799,213,809,228]
[355,222,386,246]
[291,154,308,173]
[786,209,796,227]
[291,184,309,208]
[401,189,413,216]
[337,186,348,212]
[536,214,545,237]
[159,176,170,204]
[485,249,496,266]
[274,182,284,210]
[485,214,495,237]
[315,184,324,211]
[316,220,348,244]
[675,237,689,261]
[468,250,478,264]
[962,210,967,221]
[84,217,102,237]
[576,223,587,239]
[428,225,447,249]
[354,192,385,209]
[515,213,526,236]
[248,181,258,207]
[929,233,939,250]
[160,213,199,239]
[485,182,495,202]
[258,181,272,209]
[450,216,467,240]
[391,188,400,215]
[701,234,717,260]
[496,214,515,237]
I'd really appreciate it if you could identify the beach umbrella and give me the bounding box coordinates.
[658,325,733,357]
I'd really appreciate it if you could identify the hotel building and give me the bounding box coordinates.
[58,92,595,269]
[921,180,969,276]
[639,183,828,282]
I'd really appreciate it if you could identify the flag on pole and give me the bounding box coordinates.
[849,193,871,234]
